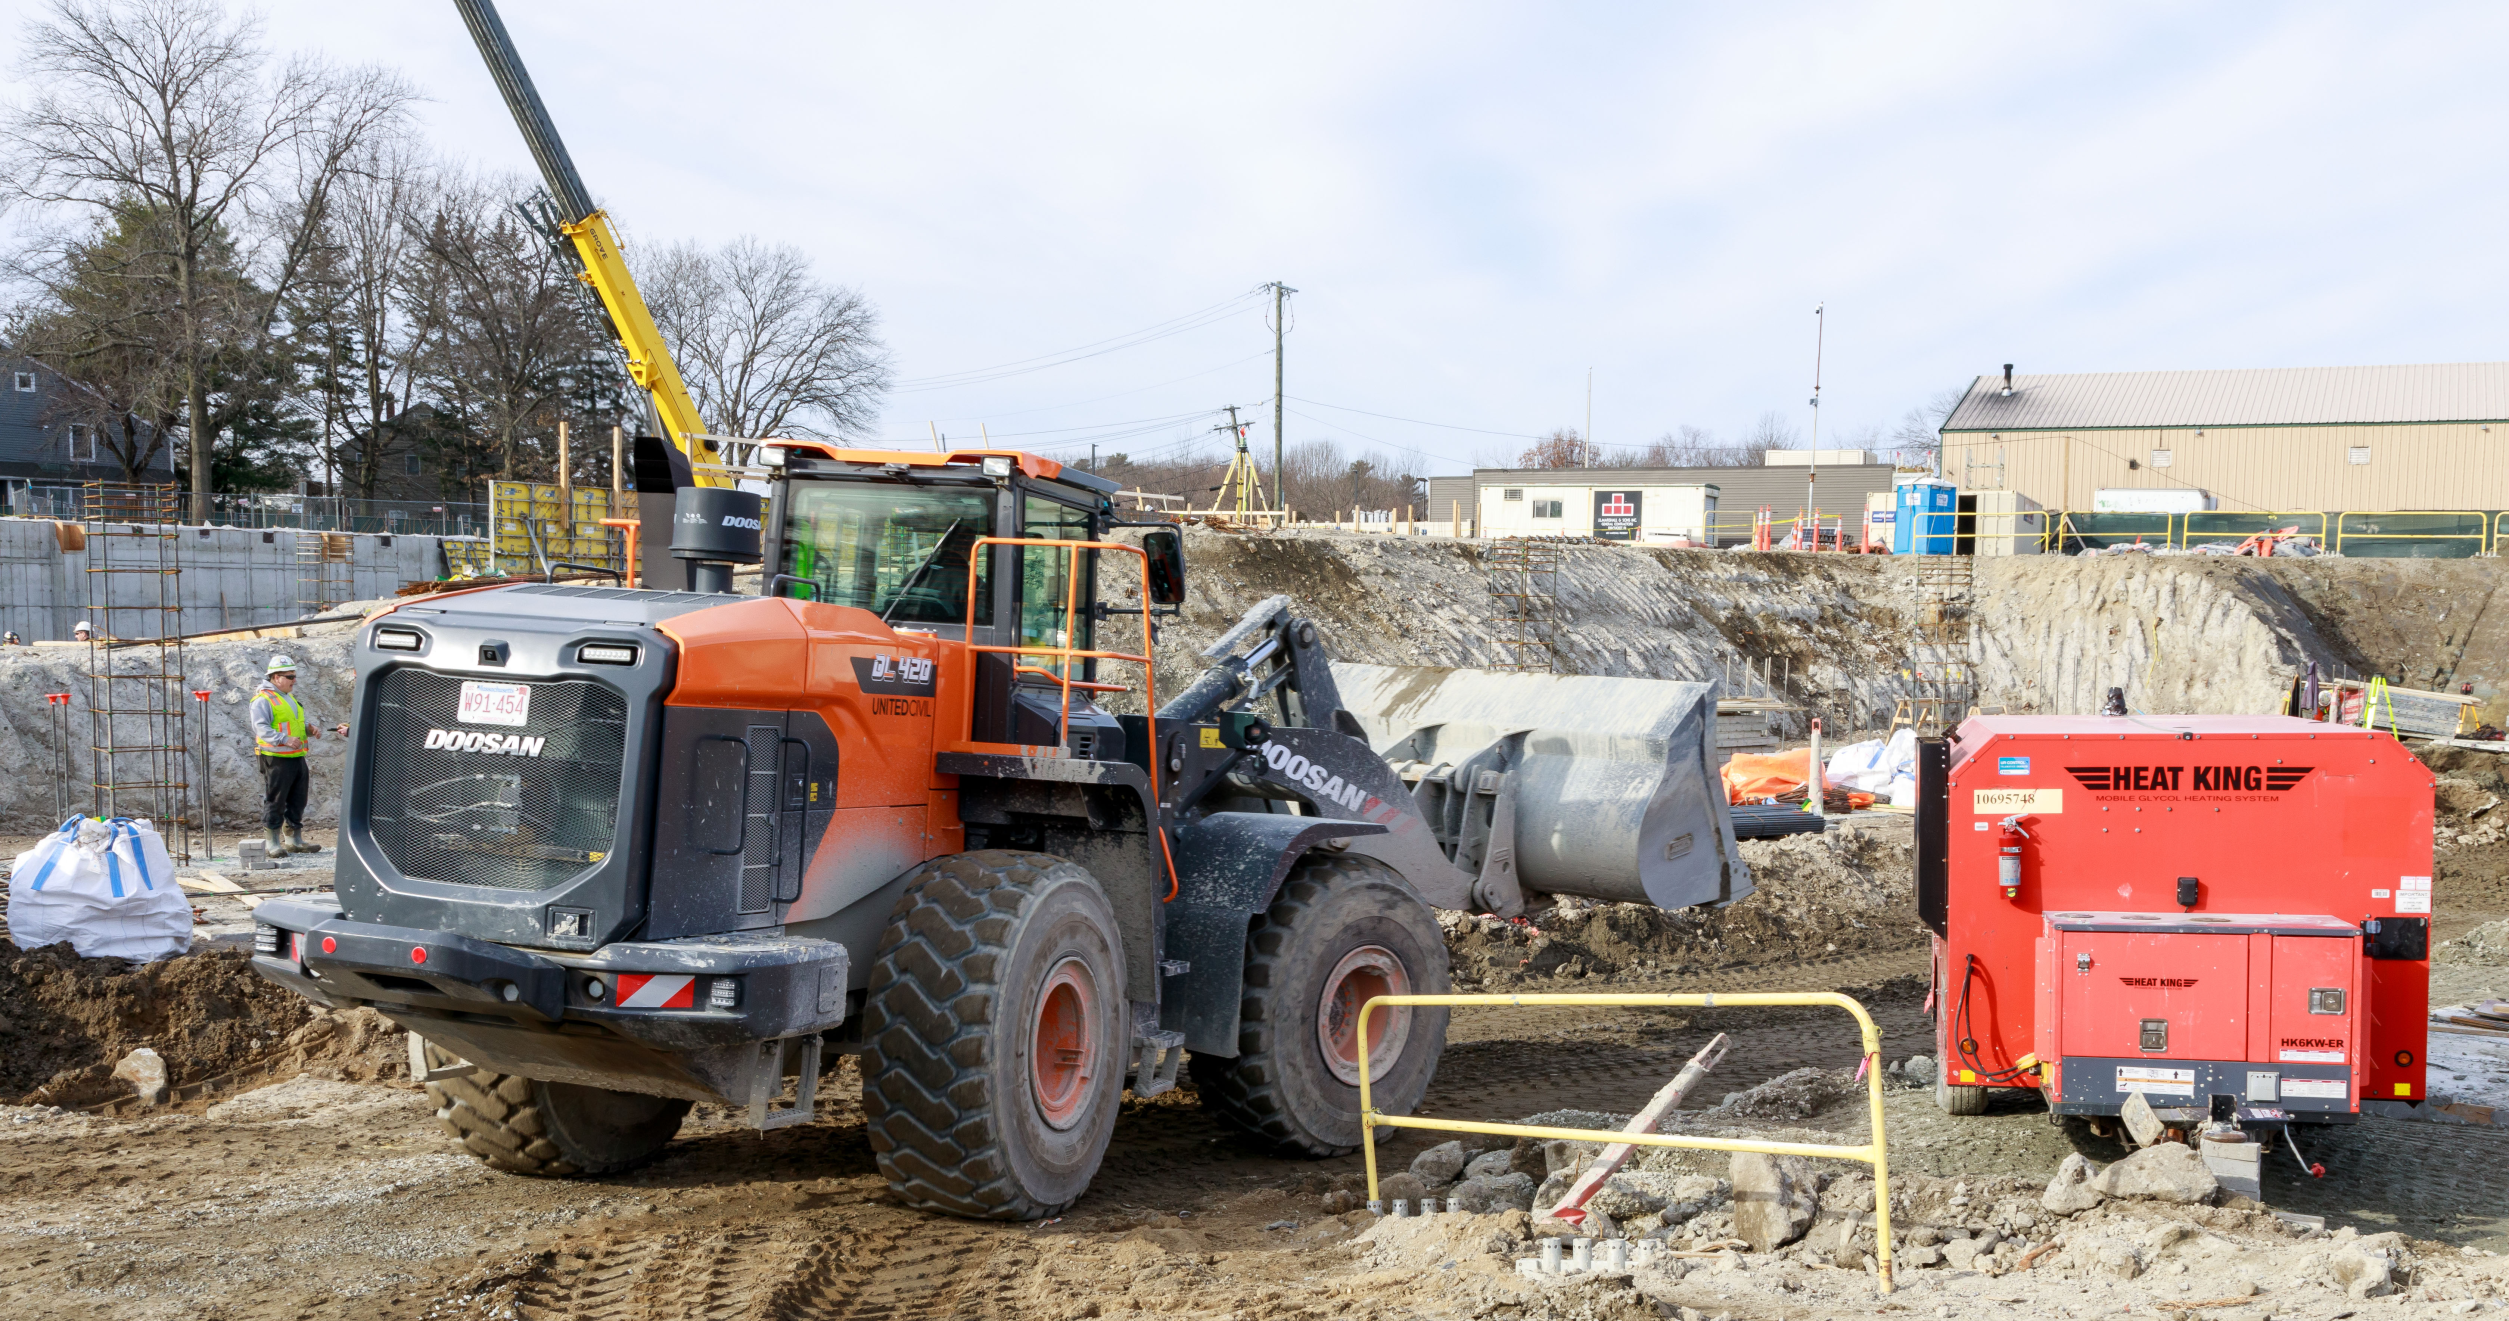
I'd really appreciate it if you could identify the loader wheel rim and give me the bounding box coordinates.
[1319,945,1411,1086]
[1031,956,1099,1131]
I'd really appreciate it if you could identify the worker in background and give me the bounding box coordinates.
[1,632,20,646]
[71,620,92,641]
[252,655,349,857]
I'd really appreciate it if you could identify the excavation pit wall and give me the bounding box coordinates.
[0,530,2502,832]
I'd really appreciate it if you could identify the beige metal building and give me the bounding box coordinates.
[1940,362,2509,513]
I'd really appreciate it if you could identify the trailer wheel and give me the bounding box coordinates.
[1934,1071,1989,1116]
[863,850,1128,1220]
[1191,852,1450,1157]
[424,1045,691,1176]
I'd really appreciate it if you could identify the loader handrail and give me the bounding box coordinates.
[959,535,1178,897]
[1356,990,1896,1294]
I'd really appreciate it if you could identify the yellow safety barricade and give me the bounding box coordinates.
[1357,990,1897,1293]
[2334,510,2487,557]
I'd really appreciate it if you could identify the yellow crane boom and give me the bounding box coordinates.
[452,0,726,487]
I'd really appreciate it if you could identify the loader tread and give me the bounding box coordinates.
[863,850,1123,1221]
[421,1043,688,1178]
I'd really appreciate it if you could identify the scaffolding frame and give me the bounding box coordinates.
[81,482,196,861]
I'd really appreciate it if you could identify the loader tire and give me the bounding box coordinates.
[863,850,1128,1220]
[1190,852,1449,1157]
[422,1044,690,1177]
[1935,1071,1989,1116]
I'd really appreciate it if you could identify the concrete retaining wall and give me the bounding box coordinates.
[0,518,446,643]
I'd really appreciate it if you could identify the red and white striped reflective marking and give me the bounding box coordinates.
[615,973,696,1009]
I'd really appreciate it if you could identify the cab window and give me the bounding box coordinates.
[1016,496,1094,675]
[780,482,994,624]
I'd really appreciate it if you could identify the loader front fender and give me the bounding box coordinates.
[1161,811,1385,1057]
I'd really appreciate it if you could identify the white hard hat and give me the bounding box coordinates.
[267,654,298,674]
[73,620,91,631]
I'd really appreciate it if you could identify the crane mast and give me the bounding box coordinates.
[452,0,725,486]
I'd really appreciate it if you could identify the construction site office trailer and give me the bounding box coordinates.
[1477,481,1717,542]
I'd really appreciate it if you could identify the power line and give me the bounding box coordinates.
[915,350,1273,424]
[890,291,1268,394]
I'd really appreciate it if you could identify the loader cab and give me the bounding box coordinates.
[759,447,1148,754]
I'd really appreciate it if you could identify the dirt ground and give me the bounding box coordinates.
[2,813,2508,1320]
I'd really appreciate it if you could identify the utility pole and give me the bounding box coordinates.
[1585,368,1594,468]
[1807,303,1825,547]
[1265,282,1296,509]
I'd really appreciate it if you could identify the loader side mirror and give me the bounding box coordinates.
[1142,528,1186,606]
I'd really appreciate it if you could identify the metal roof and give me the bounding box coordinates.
[1941,362,2509,431]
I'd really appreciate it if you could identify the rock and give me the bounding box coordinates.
[1908,1226,1944,1247]
[1729,1152,1818,1252]
[2086,1237,2144,1280]
[2088,1142,2217,1204]
[2141,1222,2199,1254]
[1900,1244,1944,1268]
[1377,1172,1426,1206]
[1464,1149,1516,1182]
[1410,1141,1468,1189]
[1481,1172,1538,1213]
[1445,1179,1493,1213]
[1715,1067,1858,1120]
[2043,1153,2102,1214]
[1588,1176,1667,1222]
[1900,1054,1939,1084]
[1507,1139,1550,1178]
[111,1047,167,1106]
[1941,1237,1986,1271]
[1533,1171,1571,1213]
[2121,1091,2165,1147]
[1321,1188,1360,1214]
[1672,1174,1727,1205]
[2328,1245,2400,1300]
[1543,1139,1602,1176]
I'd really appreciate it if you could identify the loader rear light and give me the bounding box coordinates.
[253,924,280,955]
[321,936,336,954]
[410,946,428,965]
[577,642,639,665]
[709,978,739,1009]
[374,626,424,651]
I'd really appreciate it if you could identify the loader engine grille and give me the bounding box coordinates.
[365,669,628,892]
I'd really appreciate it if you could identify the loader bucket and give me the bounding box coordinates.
[1332,663,1753,911]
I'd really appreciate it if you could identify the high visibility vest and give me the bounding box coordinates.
[257,689,309,757]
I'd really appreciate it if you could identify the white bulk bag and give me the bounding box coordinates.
[9,816,192,962]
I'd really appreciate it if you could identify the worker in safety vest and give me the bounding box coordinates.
[252,655,349,858]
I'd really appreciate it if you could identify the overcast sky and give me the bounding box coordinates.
[13,1,2506,477]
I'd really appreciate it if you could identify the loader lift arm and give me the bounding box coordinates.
[453,0,726,486]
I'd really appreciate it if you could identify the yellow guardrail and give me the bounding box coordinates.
[2335,510,2488,556]
[1356,990,1897,1293]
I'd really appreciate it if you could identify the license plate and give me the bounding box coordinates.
[458,680,531,727]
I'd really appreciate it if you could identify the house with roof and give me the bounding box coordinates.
[0,355,175,509]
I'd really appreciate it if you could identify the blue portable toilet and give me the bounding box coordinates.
[1894,479,1957,555]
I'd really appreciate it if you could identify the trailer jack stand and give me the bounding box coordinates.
[2282,1125,2327,1178]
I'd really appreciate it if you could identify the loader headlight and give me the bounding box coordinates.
[577,642,639,666]
[374,627,424,651]
[981,455,1014,477]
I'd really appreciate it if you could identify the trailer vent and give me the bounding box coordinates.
[366,669,629,891]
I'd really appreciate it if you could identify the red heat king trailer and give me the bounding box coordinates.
[1920,712,2436,1154]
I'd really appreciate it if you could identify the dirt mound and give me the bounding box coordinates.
[1710,1065,1860,1120]
[2437,918,2509,967]
[0,941,408,1107]
[1443,828,1919,985]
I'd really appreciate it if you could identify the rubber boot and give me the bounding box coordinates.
[287,825,319,855]
[265,826,289,858]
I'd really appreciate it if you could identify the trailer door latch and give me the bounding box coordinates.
[2139,1018,2169,1051]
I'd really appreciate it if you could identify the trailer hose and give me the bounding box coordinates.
[1950,954,2039,1086]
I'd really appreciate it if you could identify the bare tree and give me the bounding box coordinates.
[1515,427,1594,469]
[1743,410,1801,454]
[1888,385,1970,469]
[403,171,628,498]
[643,236,890,439]
[0,0,413,516]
